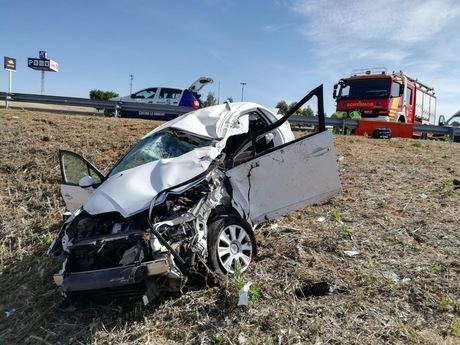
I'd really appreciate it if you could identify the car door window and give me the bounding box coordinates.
[60,151,103,186]
[159,88,182,100]
[133,88,157,99]
[391,82,402,97]
[232,132,275,166]
[228,112,275,166]
[405,87,413,104]
[448,115,460,126]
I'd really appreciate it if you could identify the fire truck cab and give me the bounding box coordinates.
[333,68,436,126]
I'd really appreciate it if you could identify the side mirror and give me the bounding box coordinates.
[333,84,338,99]
[130,94,136,98]
[438,115,445,126]
[78,175,95,188]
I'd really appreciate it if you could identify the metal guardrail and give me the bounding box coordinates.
[290,115,359,128]
[290,115,460,139]
[0,92,192,116]
[1,92,459,139]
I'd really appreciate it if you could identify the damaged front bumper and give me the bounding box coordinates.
[54,254,171,292]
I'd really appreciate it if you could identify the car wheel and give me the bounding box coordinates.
[103,109,114,117]
[207,216,256,275]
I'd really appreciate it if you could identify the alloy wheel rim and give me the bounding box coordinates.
[217,224,253,273]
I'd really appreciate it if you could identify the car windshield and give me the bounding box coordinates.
[109,128,214,176]
[339,78,391,100]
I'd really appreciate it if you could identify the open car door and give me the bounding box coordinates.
[59,150,104,212]
[226,85,341,224]
[227,130,341,224]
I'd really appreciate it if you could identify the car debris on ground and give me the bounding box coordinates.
[294,282,332,298]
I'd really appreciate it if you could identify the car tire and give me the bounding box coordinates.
[207,215,256,275]
[103,109,114,117]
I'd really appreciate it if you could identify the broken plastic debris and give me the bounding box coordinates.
[316,216,326,222]
[381,271,410,284]
[338,155,345,162]
[419,193,428,199]
[238,282,253,306]
[344,250,360,257]
[295,282,331,298]
[382,271,399,283]
[453,179,460,190]
[269,223,279,230]
[4,308,16,318]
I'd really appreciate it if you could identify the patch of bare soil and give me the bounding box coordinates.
[0,109,459,344]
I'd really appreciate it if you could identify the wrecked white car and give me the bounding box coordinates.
[48,85,341,305]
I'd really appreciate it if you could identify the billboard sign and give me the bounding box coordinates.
[28,58,59,72]
[4,56,16,71]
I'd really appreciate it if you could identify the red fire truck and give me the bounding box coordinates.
[333,68,437,137]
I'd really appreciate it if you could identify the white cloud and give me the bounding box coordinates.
[262,23,291,33]
[290,0,460,44]
[286,0,460,115]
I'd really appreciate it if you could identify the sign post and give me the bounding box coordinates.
[41,71,45,95]
[4,56,16,109]
[27,50,59,95]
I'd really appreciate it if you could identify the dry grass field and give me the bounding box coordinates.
[0,108,459,345]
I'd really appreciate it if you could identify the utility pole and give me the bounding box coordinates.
[129,73,134,95]
[217,80,221,104]
[240,82,247,101]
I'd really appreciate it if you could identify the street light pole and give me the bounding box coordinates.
[217,80,221,104]
[240,82,247,101]
[129,73,134,95]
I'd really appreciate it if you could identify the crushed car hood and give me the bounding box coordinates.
[84,146,220,218]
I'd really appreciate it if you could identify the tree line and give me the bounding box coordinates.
[89,89,119,100]
[275,100,314,116]
[202,92,315,116]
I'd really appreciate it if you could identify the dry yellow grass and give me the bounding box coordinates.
[0,108,459,344]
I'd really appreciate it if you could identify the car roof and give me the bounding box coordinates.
[144,102,273,139]
[138,86,183,90]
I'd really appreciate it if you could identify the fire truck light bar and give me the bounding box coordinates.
[351,67,388,77]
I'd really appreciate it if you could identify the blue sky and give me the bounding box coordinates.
[2,0,460,116]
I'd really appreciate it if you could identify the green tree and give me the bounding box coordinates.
[277,100,315,116]
[301,105,314,117]
[203,92,218,107]
[289,102,304,115]
[275,100,289,115]
[89,89,119,100]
